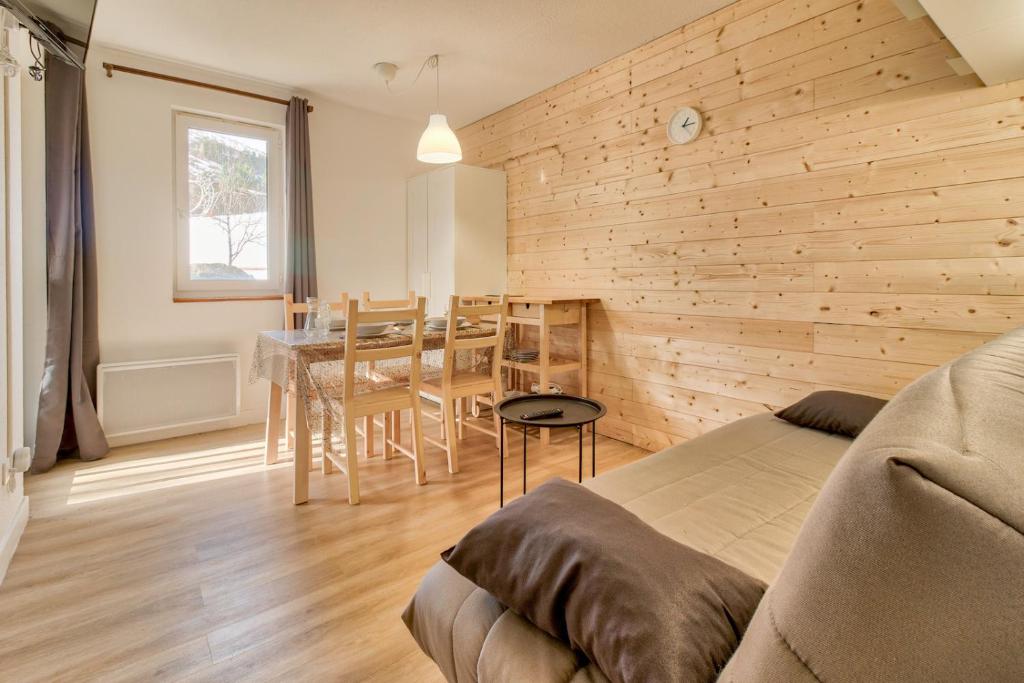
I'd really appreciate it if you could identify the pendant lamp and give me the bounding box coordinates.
[416,55,461,164]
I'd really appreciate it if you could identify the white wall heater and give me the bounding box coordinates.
[97,354,240,441]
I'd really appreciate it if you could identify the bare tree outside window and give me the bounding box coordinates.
[187,129,270,281]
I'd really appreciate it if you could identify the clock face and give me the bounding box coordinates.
[667,107,702,144]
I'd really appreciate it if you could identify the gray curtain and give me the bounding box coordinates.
[32,56,108,473]
[285,97,317,327]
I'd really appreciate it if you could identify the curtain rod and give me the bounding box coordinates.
[101,62,314,112]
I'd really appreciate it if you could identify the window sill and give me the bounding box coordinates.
[173,294,283,303]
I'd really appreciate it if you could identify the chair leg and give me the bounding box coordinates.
[393,409,402,444]
[286,392,296,449]
[493,385,505,451]
[383,411,394,459]
[457,398,465,440]
[443,397,460,474]
[411,399,427,485]
[363,415,375,458]
[344,414,360,505]
[322,410,334,474]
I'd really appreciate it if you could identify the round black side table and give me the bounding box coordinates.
[494,394,607,507]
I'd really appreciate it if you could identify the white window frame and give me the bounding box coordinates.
[173,111,284,298]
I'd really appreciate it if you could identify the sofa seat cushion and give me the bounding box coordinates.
[587,412,851,583]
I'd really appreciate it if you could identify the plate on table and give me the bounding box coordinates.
[329,319,346,331]
[425,316,468,330]
[356,322,392,338]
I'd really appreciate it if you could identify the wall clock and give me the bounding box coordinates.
[667,107,703,144]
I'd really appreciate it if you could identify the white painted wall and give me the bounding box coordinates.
[310,97,423,300]
[86,45,424,443]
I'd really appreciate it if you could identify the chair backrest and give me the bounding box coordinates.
[283,293,349,331]
[360,290,417,311]
[343,297,427,405]
[440,294,509,389]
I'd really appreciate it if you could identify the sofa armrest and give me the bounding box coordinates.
[404,561,604,682]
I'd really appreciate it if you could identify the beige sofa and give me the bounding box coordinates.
[404,327,1024,682]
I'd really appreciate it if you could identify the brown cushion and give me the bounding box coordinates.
[774,390,886,438]
[441,478,766,683]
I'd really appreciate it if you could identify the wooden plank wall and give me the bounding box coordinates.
[458,0,1024,451]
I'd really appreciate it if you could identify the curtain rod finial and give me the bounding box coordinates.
[103,62,113,78]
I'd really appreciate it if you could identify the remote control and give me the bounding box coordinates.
[521,408,564,420]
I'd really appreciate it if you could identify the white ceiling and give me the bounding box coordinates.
[90,0,735,128]
[25,0,96,38]
[919,0,1024,86]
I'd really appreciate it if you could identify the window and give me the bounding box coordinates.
[174,111,283,298]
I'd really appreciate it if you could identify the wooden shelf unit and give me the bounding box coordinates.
[468,296,596,447]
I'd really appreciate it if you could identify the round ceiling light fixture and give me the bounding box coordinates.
[373,61,398,83]
[375,54,462,165]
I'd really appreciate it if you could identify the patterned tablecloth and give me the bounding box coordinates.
[250,326,495,435]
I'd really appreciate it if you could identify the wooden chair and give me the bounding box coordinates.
[420,294,509,474]
[359,290,417,458]
[360,290,417,312]
[280,293,349,454]
[316,297,427,504]
[283,292,350,331]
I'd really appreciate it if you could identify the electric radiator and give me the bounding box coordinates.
[97,354,240,440]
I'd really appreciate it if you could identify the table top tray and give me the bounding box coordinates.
[495,394,606,428]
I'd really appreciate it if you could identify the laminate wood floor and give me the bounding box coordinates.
[0,417,647,682]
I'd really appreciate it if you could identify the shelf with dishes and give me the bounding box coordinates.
[501,356,581,375]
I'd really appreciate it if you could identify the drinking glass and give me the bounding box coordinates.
[303,297,320,333]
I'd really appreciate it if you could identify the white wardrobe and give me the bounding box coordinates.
[407,164,507,316]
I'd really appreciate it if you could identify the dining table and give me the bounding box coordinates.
[250,325,494,504]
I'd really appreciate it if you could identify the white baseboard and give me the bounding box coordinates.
[106,407,266,447]
[0,495,29,586]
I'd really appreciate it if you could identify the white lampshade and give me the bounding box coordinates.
[417,113,462,164]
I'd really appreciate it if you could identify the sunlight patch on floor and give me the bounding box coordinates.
[66,439,309,505]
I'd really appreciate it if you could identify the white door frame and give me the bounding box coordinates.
[0,17,30,584]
